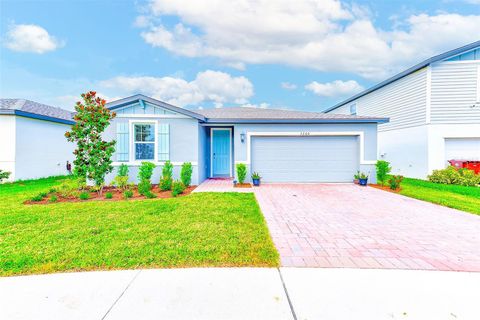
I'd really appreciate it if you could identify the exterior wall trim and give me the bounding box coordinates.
[112,161,198,166]
[116,114,190,119]
[245,131,376,166]
[210,128,233,178]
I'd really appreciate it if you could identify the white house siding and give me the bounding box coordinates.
[331,68,428,132]
[378,126,429,179]
[14,116,74,180]
[430,61,480,124]
[0,115,16,181]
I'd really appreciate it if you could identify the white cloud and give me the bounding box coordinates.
[138,1,480,80]
[4,24,63,53]
[281,82,297,90]
[100,70,253,107]
[305,80,364,97]
[240,102,270,109]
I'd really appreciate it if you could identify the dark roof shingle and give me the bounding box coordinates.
[0,99,74,123]
[196,107,388,123]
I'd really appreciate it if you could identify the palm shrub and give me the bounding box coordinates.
[236,163,247,184]
[137,162,156,195]
[65,91,116,195]
[376,160,391,186]
[172,180,186,197]
[160,160,174,191]
[180,162,193,187]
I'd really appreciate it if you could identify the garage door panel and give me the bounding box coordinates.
[251,136,359,182]
[445,138,480,164]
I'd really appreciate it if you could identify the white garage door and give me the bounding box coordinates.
[251,136,359,183]
[445,138,480,164]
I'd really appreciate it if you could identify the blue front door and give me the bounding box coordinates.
[212,129,231,177]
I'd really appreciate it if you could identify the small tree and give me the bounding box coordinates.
[137,162,156,195]
[65,91,116,195]
[180,162,193,187]
[376,160,391,186]
[160,160,173,191]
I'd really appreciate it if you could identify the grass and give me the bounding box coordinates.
[0,176,279,276]
[399,177,480,215]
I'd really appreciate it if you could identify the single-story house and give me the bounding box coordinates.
[104,95,388,185]
[0,99,74,181]
[324,40,480,179]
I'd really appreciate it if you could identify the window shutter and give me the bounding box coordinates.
[116,122,129,162]
[157,123,170,161]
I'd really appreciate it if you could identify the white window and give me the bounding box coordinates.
[350,103,357,115]
[134,123,155,160]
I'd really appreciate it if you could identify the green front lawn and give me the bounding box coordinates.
[399,178,480,215]
[0,177,279,276]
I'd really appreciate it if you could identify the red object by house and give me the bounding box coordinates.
[448,160,480,174]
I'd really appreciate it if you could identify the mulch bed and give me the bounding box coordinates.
[234,183,252,188]
[369,184,401,193]
[25,185,197,205]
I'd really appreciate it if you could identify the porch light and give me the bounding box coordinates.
[240,133,246,143]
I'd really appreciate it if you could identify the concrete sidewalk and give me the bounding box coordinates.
[1,268,479,320]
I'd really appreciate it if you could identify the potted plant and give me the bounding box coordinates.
[353,171,360,184]
[251,172,261,186]
[358,172,369,186]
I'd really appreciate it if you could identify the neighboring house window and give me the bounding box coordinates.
[350,103,357,115]
[134,123,155,160]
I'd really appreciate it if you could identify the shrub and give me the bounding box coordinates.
[172,180,186,197]
[160,160,174,191]
[138,179,152,195]
[49,195,58,203]
[180,162,193,187]
[118,164,129,177]
[138,162,156,181]
[123,190,133,199]
[137,162,156,195]
[376,160,391,186]
[31,194,44,202]
[38,192,48,198]
[105,192,113,199]
[428,166,480,187]
[56,178,86,198]
[236,163,247,184]
[388,175,404,190]
[79,192,90,200]
[144,191,157,199]
[111,164,130,190]
[0,170,11,183]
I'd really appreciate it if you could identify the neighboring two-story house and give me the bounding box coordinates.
[324,41,480,179]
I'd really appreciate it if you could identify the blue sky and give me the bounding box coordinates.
[1,0,479,111]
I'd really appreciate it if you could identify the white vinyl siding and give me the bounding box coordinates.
[430,61,480,124]
[330,68,428,132]
[157,123,170,161]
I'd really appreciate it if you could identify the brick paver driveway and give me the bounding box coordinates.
[254,184,480,271]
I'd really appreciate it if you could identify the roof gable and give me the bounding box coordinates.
[106,94,205,121]
[324,40,480,113]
